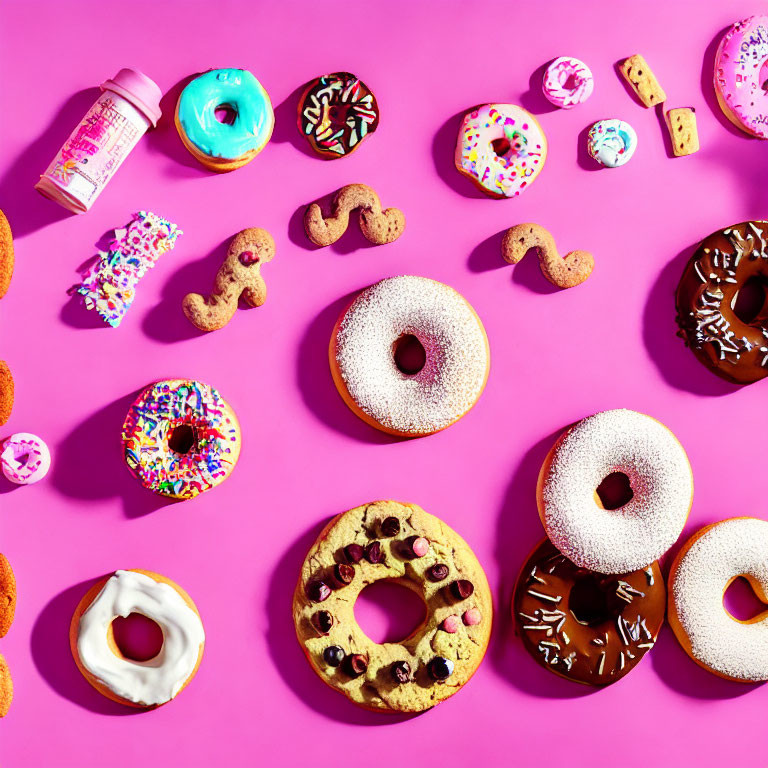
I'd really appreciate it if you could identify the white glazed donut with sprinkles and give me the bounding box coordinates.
[537,409,693,574]
[669,518,768,682]
[329,276,490,437]
[454,104,547,198]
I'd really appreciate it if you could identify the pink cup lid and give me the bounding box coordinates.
[101,68,162,127]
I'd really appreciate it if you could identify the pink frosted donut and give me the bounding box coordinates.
[1,433,51,485]
[542,57,594,109]
[454,104,547,198]
[714,16,768,137]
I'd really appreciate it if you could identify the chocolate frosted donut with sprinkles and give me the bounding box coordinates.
[669,518,768,682]
[537,409,693,574]
[121,379,241,499]
[298,72,379,158]
[514,539,665,686]
[676,221,768,385]
[329,276,490,437]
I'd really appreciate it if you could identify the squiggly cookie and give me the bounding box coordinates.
[0,555,15,639]
[183,228,275,332]
[304,184,405,247]
[0,210,13,299]
[0,362,13,427]
[501,223,594,289]
[0,653,11,717]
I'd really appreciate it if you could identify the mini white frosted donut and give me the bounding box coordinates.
[73,570,205,706]
[542,57,594,109]
[538,409,693,574]
[669,518,768,682]
[330,276,490,436]
[1,432,50,485]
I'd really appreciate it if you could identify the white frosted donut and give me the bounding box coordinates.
[1,432,50,485]
[72,570,205,707]
[538,409,693,574]
[330,276,490,437]
[669,518,768,682]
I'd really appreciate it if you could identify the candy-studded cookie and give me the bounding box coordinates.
[293,501,492,713]
[297,72,379,159]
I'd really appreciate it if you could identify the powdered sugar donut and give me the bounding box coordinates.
[587,119,637,168]
[454,104,547,198]
[669,518,768,681]
[330,276,490,437]
[714,16,768,138]
[537,409,693,574]
[1,433,50,485]
[542,57,594,109]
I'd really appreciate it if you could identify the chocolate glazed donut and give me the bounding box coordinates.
[676,221,768,385]
[513,540,665,686]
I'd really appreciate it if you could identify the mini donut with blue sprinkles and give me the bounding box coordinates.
[175,68,274,172]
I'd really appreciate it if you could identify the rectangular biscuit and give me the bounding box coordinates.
[619,54,666,107]
[665,108,700,156]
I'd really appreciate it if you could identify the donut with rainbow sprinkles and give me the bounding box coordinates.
[121,379,241,500]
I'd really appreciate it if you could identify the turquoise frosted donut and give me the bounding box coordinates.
[175,68,274,170]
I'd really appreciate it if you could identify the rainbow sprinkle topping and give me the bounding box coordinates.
[74,211,182,327]
[121,380,239,499]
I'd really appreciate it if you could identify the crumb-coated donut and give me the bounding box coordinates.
[69,569,205,708]
[0,653,11,717]
[0,209,13,299]
[0,361,13,427]
[121,379,241,499]
[668,518,768,682]
[329,276,490,437]
[293,500,492,713]
[0,554,16,639]
[676,221,768,385]
[297,72,379,158]
[514,539,664,686]
[537,409,693,574]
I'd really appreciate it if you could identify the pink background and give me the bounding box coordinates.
[1,0,767,765]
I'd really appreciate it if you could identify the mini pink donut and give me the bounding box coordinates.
[1,432,51,485]
[714,16,768,137]
[542,57,594,109]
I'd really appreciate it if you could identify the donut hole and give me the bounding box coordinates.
[214,103,238,125]
[168,423,198,455]
[760,59,768,91]
[563,73,579,91]
[393,334,427,375]
[732,275,768,325]
[491,137,512,157]
[354,580,427,644]
[595,471,634,510]
[327,103,352,130]
[569,574,623,626]
[112,613,164,662]
[13,452,30,468]
[724,576,768,622]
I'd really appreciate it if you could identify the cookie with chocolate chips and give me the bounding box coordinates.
[292,500,492,713]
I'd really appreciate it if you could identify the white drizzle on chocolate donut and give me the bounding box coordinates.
[676,221,768,384]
